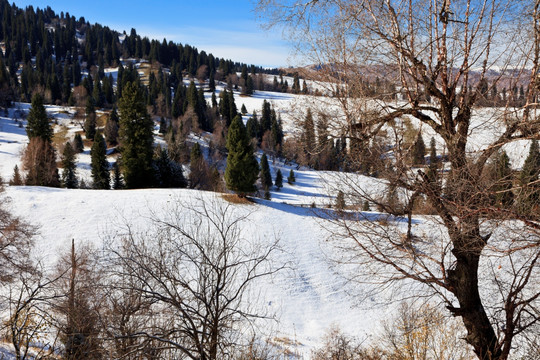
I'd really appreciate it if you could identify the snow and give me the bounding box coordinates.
[0,77,538,357]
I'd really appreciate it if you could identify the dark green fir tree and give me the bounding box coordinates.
[225,115,259,196]
[118,82,155,188]
[90,133,109,189]
[412,133,426,165]
[61,142,78,188]
[275,169,283,190]
[73,133,84,153]
[288,169,296,184]
[517,140,540,213]
[260,153,273,190]
[26,93,52,142]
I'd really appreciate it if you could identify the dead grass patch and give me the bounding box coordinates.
[221,194,255,205]
[52,125,69,149]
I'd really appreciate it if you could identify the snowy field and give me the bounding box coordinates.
[0,77,538,357]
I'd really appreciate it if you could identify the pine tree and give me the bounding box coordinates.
[61,142,78,188]
[90,133,109,189]
[260,153,273,190]
[427,137,439,183]
[153,146,187,188]
[73,133,84,153]
[287,169,296,184]
[9,165,23,186]
[241,104,247,115]
[292,72,300,94]
[302,108,316,163]
[275,169,283,190]
[412,133,426,165]
[518,140,540,213]
[26,93,52,142]
[225,115,259,196]
[112,162,124,189]
[118,82,155,188]
[84,97,96,140]
[104,107,119,146]
[489,151,514,208]
[336,190,346,210]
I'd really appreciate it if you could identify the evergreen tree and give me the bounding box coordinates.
[275,169,283,190]
[9,165,23,186]
[411,133,426,165]
[73,133,84,153]
[225,115,259,196]
[112,162,124,190]
[489,150,514,208]
[61,142,78,188]
[336,190,346,210]
[246,75,254,95]
[287,169,296,184]
[26,93,52,142]
[302,80,308,94]
[153,146,187,188]
[118,82,155,188]
[292,72,300,94]
[84,97,97,140]
[302,108,316,163]
[260,153,273,190]
[241,104,247,115]
[427,137,439,183]
[104,107,119,146]
[518,140,540,213]
[90,133,109,189]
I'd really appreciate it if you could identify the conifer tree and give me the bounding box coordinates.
[23,93,59,187]
[104,107,119,146]
[61,142,78,188]
[292,72,300,94]
[225,115,259,196]
[90,133,109,189]
[73,133,84,153]
[411,133,426,165]
[302,108,316,162]
[84,97,96,140]
[9,165,23,186]
[26,93,52,142]
[275,169,283,190]
[246,76,254,95]
[241,104,247,115]
[288,169,296,184]
[260,153,273,190]
[153,146,187,188]
[489,150,514,208]
[518,140,540,213]
[118,82,155,188]
[427,137,439,183]
[112,162,124,190]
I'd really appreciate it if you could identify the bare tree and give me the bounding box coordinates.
[106,197,282,360]
[258,1,540,359]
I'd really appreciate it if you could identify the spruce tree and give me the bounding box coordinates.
[241,104,247,115]
[73,133,84,153]
[9,165,23,186]
[84,97,97,140]
[427,137,439,183]
[518,140,540,213]
[112,162,124,190]
[489,150,514,208]
[275,169,283,190]
[90,133,109,189]
[153,146,187,188]
[225,115,259,196]
[260,153,273,190]
[412,133,426,165]
[61,142,78,188]
[288,169,296,184]
[26,93,52,142]
[104,107,119,146]
[118,82,155,188]
[302,108,316,163]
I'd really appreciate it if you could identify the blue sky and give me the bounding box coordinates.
[11,0,291,68]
